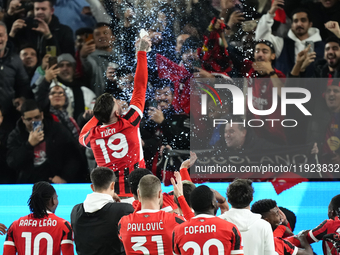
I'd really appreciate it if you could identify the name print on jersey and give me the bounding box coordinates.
[127,222,164,232]
[184,224,217,235]
[18,219,57,227]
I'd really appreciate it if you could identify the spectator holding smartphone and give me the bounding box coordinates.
[6,0,74,59]
[7,99,84,183]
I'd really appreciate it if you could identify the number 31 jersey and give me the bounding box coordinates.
[118,209,185,255]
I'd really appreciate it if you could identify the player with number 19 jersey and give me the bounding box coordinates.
[79,52,148,196]
[118,210,185,255]
[3,212,73,255]
[173,215,243,255]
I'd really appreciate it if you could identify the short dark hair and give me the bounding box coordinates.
[28,181,56,218]
[93,93,115,123]
[330,194,340,217]
[128,168,153,196]
[174,181,196,208]
[90,167,117,191]
[138,175,161,200]
[153,78,174,92]
[190,185,214,213]
[227,179,254,208]
[325,36,340,47]
[75,27,94,36]
[291,8,311,22]
[33,0,54,8]
[95,22,111,30]
[251,199,277,218]
[21,99,40,116]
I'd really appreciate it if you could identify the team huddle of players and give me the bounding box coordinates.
[1,171,340,255]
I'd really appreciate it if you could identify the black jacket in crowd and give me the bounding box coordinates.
[0,42,32,128]
[7,14,75,59]
[141,105,190,168]
[6,117,83,183]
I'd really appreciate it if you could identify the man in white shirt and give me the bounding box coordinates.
[255,2,324,76]
[219,179,276,255]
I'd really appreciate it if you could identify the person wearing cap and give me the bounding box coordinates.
[33,53,96,122]
[255,6,324,77]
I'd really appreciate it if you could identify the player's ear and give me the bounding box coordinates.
[137,189,141,201]
[110,182,115,191]
[90,184,95,192]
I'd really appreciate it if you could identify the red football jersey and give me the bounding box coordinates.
[246,67,287,144]
[307,217,340,255]
[274,237,298,255]
[3,213,74,255]
[79,52,148,196]
[118,209,185,255]
[173,214,243,255]
[132,193,178,212]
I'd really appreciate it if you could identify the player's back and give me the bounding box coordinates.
[308,217,340,255]
[118,209,184,255]
[274,237,297,255]
[89,117,143,171]
[4,213,73,255]
[173,215,243,255]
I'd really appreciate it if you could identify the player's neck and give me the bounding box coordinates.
[105,116,118,125]
[232,205,250,210]
[141,200,161,211]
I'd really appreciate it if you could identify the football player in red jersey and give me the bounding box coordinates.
[79,36,151,197]
[118,175,185,254]
[251,199,313,255]
[128,168,178,212]
[3,181,74,255]
[173,185,243,255]
[288,194,340,255]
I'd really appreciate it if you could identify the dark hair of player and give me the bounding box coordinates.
[93,93,115,123]
[330,194,340,217]
[128,168,153,196]
[28,181,56,219]
[138,175,161,200]
[174,181,196,208]
[190,185,214,213]
[227,179,254,208]
[251,199,277,217]
[90,167,117,192]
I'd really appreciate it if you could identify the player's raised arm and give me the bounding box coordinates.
[129,36,151,112]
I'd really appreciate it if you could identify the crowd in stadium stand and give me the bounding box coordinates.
[0,0,340,184]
